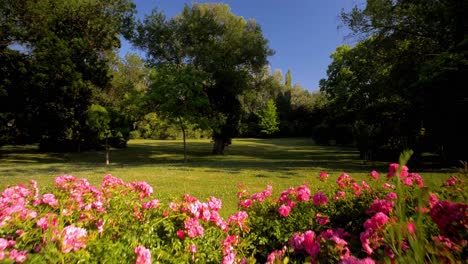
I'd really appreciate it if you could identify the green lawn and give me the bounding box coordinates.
[0,138,457,216]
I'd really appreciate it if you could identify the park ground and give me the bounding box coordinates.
[0,138,458,216]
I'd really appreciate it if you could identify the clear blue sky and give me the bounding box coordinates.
[120,0,365,91]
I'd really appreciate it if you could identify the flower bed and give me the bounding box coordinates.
[0,162,466,263]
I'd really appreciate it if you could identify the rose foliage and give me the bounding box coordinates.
[0,164,466,263]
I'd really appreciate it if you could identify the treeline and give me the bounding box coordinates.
[0,0,324,157]
[1,0,466,163]
[316,0,468,163]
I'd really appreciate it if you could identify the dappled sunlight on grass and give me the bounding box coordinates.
[0,138,455,216]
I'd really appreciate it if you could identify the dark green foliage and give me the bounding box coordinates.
[0,0,136,151]
[133,3,273,154]
[320,0,468,163]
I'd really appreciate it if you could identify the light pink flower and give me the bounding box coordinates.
[184,218,204,238]
[61,226,87,253]
[9,249,27,263]
[42,193,59,207]
[228,211,249,231]
[135,246,151,264]
[208,196,222,211]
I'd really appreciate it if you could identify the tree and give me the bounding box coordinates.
[86,104,111,165]
[0,0,135,151]
[257,99,279,135]
[319,0,468,162]
[285,69,292,89]
[149,64,210,162]
[133,3,273,154]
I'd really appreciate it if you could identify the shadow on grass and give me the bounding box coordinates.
[0,139,389,178]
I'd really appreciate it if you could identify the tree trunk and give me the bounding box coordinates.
[212,136,231,155]
[182,125,187,163]
[212,138,225,154]
[105,138,110,165]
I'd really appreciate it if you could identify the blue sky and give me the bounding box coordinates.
[120,0,365,91]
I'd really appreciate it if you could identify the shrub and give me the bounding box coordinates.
[0,162,466,263]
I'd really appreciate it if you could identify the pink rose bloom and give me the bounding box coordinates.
[142,199,160,210]
[319,171,329,181]
[445,176,457,186]
[0,238,8,251]
[333,191,346,201]
[278,204,291,217]
[296,185,311,201]
[184,218,204,238]
[208,196,222,211]
[9,249,28,263]
[189,244,197,253]
[313,191,328,206]
[369,170,379,180]
[239,199,252,208]
[386,192,398,200]
[97,219,104,233]
[303,230,320,257]
[41,193,59,207]
[135,246,151,264]
[382,183,395,189]
[228,211,249,231]
[407,222,416,235]
[289,233,305,250]
[177,230,185,240]
[61,225,87,253]
[364,212,389,230]
[352,183,362,196]
[316,213,329,225]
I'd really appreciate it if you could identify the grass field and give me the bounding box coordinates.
[0,138,458,216]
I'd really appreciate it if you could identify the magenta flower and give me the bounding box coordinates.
[369,170,379,180]
[340,257,376,264]
[289,233,305,250]
[316,213,329,225]
[177,230,185,240]
[61,225,87,253]
[135,246,151,264]
[278,204,291,217]
[387,163,409,178]
[364,212,389,231]
[313,191,328,206]
[303,230,320,257]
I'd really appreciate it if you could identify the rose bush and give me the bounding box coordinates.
[0,161,466,263]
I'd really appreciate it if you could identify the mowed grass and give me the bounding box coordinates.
[0,138,457,216]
